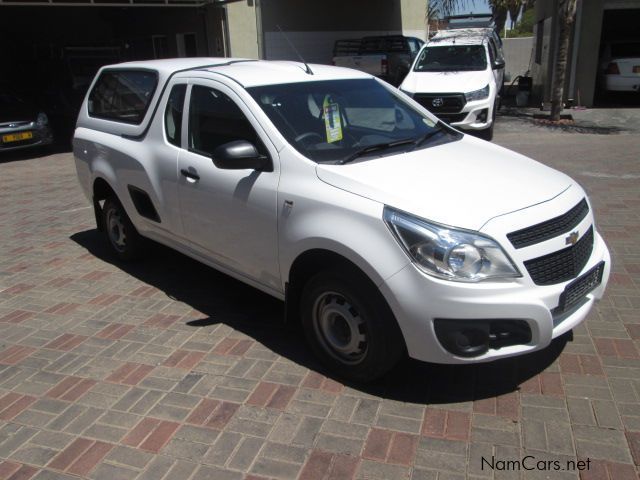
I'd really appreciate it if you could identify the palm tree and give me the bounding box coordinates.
[549,0,577,121]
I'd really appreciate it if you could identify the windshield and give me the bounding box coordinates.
[414,45,488,72]
[247,79,460,163]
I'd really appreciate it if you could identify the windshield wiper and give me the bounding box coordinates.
[410,127,443,151]
[340,138,416,165]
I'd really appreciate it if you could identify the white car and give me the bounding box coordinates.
[400,29,505,140]
[73,58,610,382]
[601,42,640,92]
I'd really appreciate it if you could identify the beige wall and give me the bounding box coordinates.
[226,0,427,61]
[400,0,427,41]
[226,0,259,59]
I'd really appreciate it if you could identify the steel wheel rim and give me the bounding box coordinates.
[107,208,127,253]
[312,291,368,365]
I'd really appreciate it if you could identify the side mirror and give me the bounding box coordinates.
[212,140,271,171]
[493,59,505,70]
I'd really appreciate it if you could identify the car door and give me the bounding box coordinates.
[176,79,281,292]
[152,80,188,237]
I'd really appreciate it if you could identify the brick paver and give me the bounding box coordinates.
[0,125,639,479]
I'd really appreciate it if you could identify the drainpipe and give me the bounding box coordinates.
[255,0,265,59]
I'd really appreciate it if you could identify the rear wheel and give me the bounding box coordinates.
[102,197,144,261]
[300,267,405,382]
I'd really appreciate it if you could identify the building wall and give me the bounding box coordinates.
[502,36,534,81]
[225,0,427,64]
[571,1,604,107]
[226,0,259,58]
[400,0,428,40]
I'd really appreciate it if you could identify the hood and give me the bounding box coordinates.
[403,70,489,94]
[316,136,573,231]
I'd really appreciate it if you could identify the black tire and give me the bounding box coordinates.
[300,266,406,382]
[478,101,497,141]
[478,122,494,141]
[102,197,144,261]
[394,68,408,87]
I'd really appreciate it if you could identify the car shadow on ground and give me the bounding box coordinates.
[71,229,568,404]
[0,142,71,164]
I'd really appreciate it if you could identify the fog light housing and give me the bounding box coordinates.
[476,109,488,123]
[434,319,532,357]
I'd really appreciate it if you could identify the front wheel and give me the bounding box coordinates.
[478,122,494,141]
[102,197,144,261]
[300,267,405,382]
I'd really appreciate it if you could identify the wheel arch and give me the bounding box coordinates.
[92,176,118,231]
[285,248,388,326]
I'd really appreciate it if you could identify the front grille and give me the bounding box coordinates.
[437,112,468,124]
[413,93,466,114]
[524,226,594,286]
[507,199,589,249]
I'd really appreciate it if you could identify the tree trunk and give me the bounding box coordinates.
[508,4,520,29]
[550,0,578,121]
[493,6,508,37]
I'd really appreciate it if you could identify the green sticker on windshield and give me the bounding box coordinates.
[323,96,343,143]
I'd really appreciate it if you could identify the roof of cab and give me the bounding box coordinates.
[429,29,490,46]
[105,57,372,88]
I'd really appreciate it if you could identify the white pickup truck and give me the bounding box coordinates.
[332,35,424,86]
[73,58,609,382]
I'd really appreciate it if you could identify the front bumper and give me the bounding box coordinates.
[0,125,53,153]
[604,74,640,92]
[447,97,494,131]
[380,232,609,364]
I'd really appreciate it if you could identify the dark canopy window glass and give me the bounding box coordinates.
[248,79,460,164]
[88,70,158,124]
[414,45,488,72]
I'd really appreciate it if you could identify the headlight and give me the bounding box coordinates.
[36,112,48,126]
[465,85,490,102]
[383,207,520,282]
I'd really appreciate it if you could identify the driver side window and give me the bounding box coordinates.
[188,85,266,158]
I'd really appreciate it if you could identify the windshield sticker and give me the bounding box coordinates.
[323,97,343,143]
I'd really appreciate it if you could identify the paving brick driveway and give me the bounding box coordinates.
[0,125,638,480]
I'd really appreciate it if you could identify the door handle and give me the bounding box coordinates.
[180,168,200,181]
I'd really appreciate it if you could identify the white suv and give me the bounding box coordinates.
[74,58,610,382]
[400,29,505,140]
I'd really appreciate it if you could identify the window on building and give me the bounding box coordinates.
[152,35,169,59]
[88,70,158,124]
[177,33,198,57]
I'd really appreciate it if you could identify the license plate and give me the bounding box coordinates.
[634,66,640,73]
[2,131,33,143]
[556,261,605,313]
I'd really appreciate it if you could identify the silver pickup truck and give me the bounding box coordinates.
[332,35,424,86]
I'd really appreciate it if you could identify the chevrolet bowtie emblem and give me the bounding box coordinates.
[565,231,579,245]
